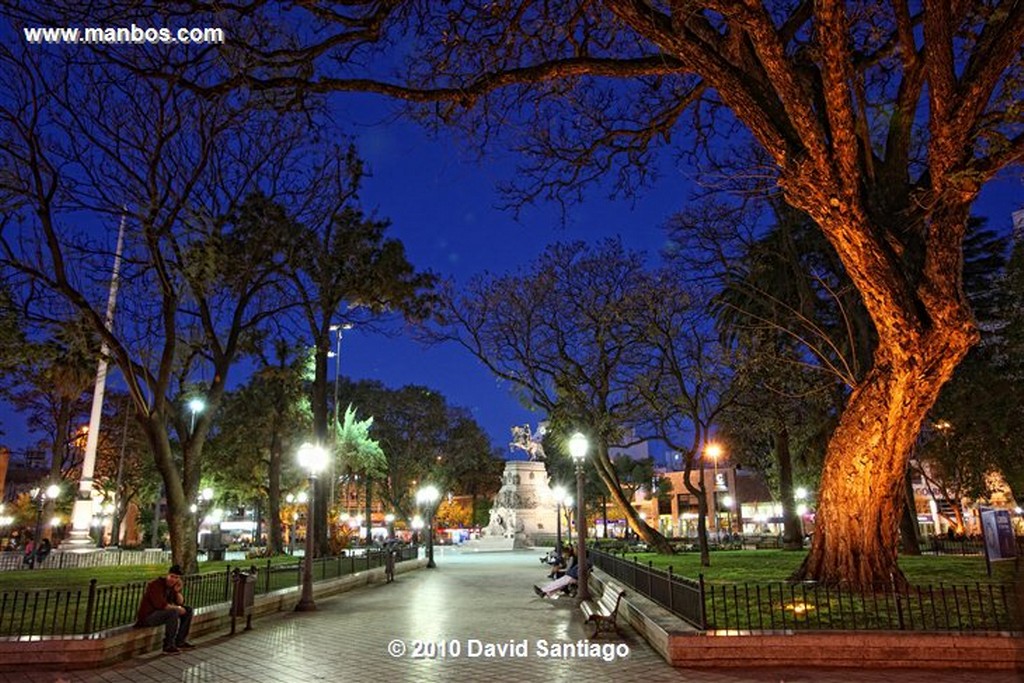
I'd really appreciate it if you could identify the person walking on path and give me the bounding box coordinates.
[135,564,195,654]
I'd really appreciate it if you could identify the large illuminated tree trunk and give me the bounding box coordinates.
[793,245,976,589]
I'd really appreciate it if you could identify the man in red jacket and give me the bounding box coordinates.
[135,564,195,654]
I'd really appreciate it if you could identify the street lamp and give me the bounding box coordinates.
[29,484,61,569]
[416,485,440,568]
[568,432,590,601]
[704,442,723,531]
[551,486,567,556]
[295,443,328,612]
[188,397,205,435]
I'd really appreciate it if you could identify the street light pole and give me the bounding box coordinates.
[328,323,353,514]
[30,484,60,569]
[295,443,327,612]
[704,442,722,532]
[568,432,590,602]
[552,486,566,556]
[416,485,440,568]
[188,398,205,435]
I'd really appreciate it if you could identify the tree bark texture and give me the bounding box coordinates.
[793,330,972,589]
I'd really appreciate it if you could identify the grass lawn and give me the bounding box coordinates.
[0,555,302,591]
[616,549,1019,585]
[606,550,1020,631]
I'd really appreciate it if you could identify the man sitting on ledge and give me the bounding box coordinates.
[135,564,195,654]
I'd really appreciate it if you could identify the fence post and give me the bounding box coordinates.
[265,559,272,594]
[893,581,906,630]
[698,573,707,630]
[668,566,674,613]
[224,567,232,601]
[83,579,98,634]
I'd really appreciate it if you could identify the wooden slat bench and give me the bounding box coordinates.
[580,588,626,638]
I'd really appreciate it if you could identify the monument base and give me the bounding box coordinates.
[461,536,516,552]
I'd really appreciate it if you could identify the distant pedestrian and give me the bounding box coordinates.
[135,564,195,654]
[35,538,52,565]
[385,543,396,583]
[22,539,35,568]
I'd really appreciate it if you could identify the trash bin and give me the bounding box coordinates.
[229,567,257,634]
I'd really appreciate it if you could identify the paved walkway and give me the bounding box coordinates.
[3,550,1018,683]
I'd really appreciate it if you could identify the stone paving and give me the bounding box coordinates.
[2,549,1018,683]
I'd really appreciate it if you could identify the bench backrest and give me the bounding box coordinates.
[598,589,626,613]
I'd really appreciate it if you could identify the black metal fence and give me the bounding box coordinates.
[588,548,1022,633]
[0,546,419,638]
[0,549,174,572]
[590,548,706,629]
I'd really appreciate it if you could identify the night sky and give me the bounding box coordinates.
[326,95,1023,456]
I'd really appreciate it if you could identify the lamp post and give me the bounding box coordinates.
[416,485,440,568]
[30,484,61,568]
[295,443,327,612]
[704,442,723,531]
[328,323,353,512]
[564,495,574,545]
[568,432,590,601]
[551,486,566,556]
[188,398,205,435]
[191,487,214,549]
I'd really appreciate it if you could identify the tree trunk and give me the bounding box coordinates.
[45,398,74,542]
[141,416,199,573]
[899,465,921,555]
[681,461,711,566]
[311,339,330,555]
[776,426,803,550]
[592,444,673,553]
[793,333,971,590]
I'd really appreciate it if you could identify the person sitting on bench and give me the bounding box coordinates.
[534,557,585,598]
[545,547,575,580]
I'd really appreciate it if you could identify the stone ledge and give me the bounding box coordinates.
[0,558,426,672]
[589,570,1024,671]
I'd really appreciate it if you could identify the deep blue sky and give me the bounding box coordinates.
[328,95,1023,456]
[332,96,690,458]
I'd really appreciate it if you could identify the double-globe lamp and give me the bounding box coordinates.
[568,432,590,601]
[295,442,327,612]
[416,485,440,568]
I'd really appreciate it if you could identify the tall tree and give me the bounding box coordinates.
[204,341,310,554]
[0,43,314,571]
[334,405,386,545]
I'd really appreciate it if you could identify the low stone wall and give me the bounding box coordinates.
[590,570,1024,671]
[0,558,426,671]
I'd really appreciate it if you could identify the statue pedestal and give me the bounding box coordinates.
[466,460,556,550]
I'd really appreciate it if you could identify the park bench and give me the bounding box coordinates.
[580,587,626,638]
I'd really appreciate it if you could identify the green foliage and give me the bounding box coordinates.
[338,379,501,520]
[335,404,386,480]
